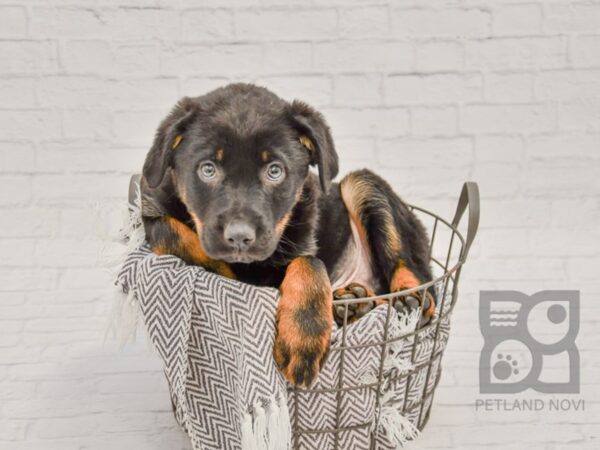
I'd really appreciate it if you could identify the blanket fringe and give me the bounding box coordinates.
[267,397,292,450]
[101,183,147,346]
[375,390,420,448]
[241,399,292,450]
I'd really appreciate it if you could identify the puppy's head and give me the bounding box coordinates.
[143,83,338,264]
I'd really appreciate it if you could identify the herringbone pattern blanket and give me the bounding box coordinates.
[116,245,449,450]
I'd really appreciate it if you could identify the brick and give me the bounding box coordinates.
[0,175,31,206]
[411,106,458,136]
[0,208,59,238]
[474,136,524,162]
[62,40,113,74]
[112,110,163,146]
[462,104,556,133]
[523,166,600,195]
[113,43,160,75]
[35,239,102,267]
[161,43,262,75]
[182,77,233,97]
[255,75,332,107]
[528,134,600,160]
[0,40,58,74]
[0,77,37,108]
[322,107,409,138]
[263,42,312,74]
[339,6,389,38]
[377,137,472,168]
[314,41,414,72]
[112,7,180,40]
[65,203,124,241]
[63,109,112,139]
[384,73,483,105]
[0,6,27,37]
[30,6,113,38]
[0,239,35,267]
[416,41,464,72]
[30,416,97,439]
[333,74,381,106]
[109,78,179,109]
[545,3,600,33]
[572,35,600,69]
[38,76,106,107]
[466,37,567,70]
[483,198,552,228]
[486,73,534,103]
[535,70,600,102]
[391,8,491,37]
[471,162,520,198]
[0,141,36,173]
[235,9,337,40]
[37,140,146,173]
[0,109,62,140]
[333,137,376,163]
[33,174,129,204]
[182,8,234,40]
[493,4,542,35]
[0,269,57,291]
[558,101,600,132]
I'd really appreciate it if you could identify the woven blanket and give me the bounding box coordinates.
[115,242,450,450]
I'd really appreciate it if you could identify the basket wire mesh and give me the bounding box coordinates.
[290,182,480,449]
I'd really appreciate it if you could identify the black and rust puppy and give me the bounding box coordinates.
[140,83,435,387]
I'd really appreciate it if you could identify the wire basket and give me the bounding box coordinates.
[289,182,480,449]
[125,177,479,449]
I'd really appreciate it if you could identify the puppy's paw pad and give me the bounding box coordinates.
[333,282,375,326]
[392,291,436,328]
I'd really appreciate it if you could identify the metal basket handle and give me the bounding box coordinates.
[451,181,480,261]
[129,173,142,205]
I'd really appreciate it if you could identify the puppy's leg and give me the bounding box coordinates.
[144,215,234,278]
[340,170,436,325]
[273,256,332,387]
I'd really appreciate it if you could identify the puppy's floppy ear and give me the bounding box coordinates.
[143,97,198,188]
[288,100,339,193]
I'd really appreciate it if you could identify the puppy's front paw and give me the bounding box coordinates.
[273,326,329,387]
[273,256,332,387]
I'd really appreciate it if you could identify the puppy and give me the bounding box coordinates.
[140,83,435,387]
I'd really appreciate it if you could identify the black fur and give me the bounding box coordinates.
[141,82,433,301]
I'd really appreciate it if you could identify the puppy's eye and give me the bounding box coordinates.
[199,162,217,180]
[265,162,285,182]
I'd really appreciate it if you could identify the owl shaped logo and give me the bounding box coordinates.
[479,290,580,394]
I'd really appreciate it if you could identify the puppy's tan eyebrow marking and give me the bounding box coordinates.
[172,135,183,150]
[261,150,269,162]
[215,148,224,161]
[299,135,314,151]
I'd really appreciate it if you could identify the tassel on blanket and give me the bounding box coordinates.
[374,390,420,448]
[241,399,292,450]
[101,183,146,346]
[266,397,292,450]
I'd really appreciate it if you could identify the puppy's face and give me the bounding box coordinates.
[143,84,338,264]
[175,120,310,263]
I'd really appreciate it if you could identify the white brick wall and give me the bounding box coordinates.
[1,1,599,449]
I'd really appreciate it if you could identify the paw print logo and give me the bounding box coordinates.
[479,291,579,394]
[494,353,519,380]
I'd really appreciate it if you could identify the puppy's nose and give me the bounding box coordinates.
[223,220,256,251]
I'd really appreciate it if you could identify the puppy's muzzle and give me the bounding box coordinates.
[223,220,256,252]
